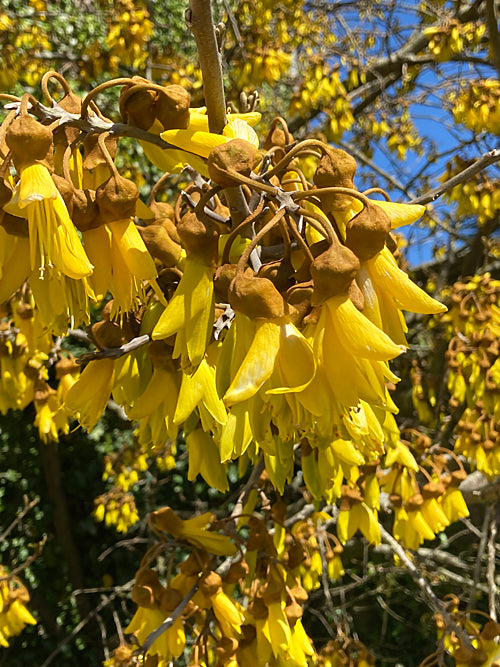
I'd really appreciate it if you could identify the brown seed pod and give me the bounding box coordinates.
[310,242,360,304]
[228,270,285,320]
[345,201,391,260]
[6,115,53,168]
[96,173,139,222]
[207,138,261,187]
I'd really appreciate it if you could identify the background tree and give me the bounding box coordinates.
[0,1,499,666]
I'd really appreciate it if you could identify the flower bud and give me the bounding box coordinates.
[6,115,53,167]
[345,201,391,260]
[155,84,190,130]
[96,174,139,222]
[229,271,285,320]
[208,138,260,187]
[310,242,360,304]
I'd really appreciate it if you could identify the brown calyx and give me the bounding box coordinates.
[6,116,53,169]
[138,224,182,267]
[258,257,294,292]
[199,571,222,598]
[422,481,445,500]
[207,138,261,188]
[313,147,357,210]
[228,270,285,320]
[310,242,360,304]
[225,560,249,584]
[83,133,117,171]
[0,211,29,237]
[120,78,157,130]
[55,355,79,379]
[155,84,190,130]
[91,320,130,349]
[214,263,237,302]
[71,189,101,232]
[345,201,391,260]
[177,210,219,267]
[96,173,139,222]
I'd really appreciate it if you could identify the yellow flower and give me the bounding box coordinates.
[151,506,237,556]
[4,164,93,279]
[64,358,115,431]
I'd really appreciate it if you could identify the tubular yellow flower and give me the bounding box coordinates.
[64,358,115,431]
[4,164,93,279]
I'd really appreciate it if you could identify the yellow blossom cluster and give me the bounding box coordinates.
[440,157,500,226]
[105,0,153,71]
[423,20,485,62]
[0,567,36,647]
[451,80,500,135]
[94,489,140,534]
[442,275,500,479]
[433,598,500,667]
[318,639,375,667]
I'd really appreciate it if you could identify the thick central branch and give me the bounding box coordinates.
[188,0,227,133]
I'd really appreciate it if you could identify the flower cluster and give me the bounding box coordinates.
[451,79,500,135]
[0,567,36,647]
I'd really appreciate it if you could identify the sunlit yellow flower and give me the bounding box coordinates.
[64,358,115,431]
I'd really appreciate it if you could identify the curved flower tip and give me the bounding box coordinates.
[371,199,426,228]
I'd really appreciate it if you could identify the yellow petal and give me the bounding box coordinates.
[109,218,157,280]
[161,128,228,158]
[268,320,316,395]
[224,320,281,406]
[371,199,426,228]
[328,295,406,360]
[369,247,447,314]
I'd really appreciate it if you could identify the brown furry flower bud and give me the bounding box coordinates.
[229,271,285,320]
[345,201,391,260]
[96,174,138,222]
[214,263,237,302]
[310,242,360,304]
[6,115,53,167]
[138,224,182,267]
[176,210,219,266]
[155,84,190,130]
[313,148,357,210]
[71,189,101,232]
[257,258,294,292]
[120,77,157,130]
[91,320,129,349]
[208,138,260,187]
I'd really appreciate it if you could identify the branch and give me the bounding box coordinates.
[78,334,152,363]
[410,148,500,205]
[488,505,498,621]
[0,496,39,543]
[379,523,473,647]
[140,578,200,653]
[187,0,227,133]
[486,0,500,78]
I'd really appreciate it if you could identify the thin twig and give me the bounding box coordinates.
[410,149,500,205]
[0,496,39,543]
[467,506,490,610]
[230,453,265,520]
[78,334,152,363]
[487,504,498,621]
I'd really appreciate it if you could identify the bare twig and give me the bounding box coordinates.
[78,334,152,363]
[141,578,200,653]
[0,496,39,543]
[467,506,490,611]
[0,536,47,580]
[230,453,265,520]
[487,505,498,621]
[410,149,500,205]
